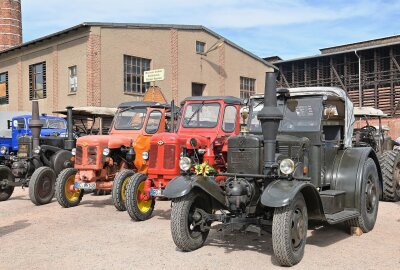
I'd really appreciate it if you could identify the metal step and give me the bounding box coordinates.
[325,210,359,224]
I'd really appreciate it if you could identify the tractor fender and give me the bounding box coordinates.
[331,147,382,210]
[261,180,325,220]
[163,175,226,207]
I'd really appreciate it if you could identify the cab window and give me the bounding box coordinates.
[222,105,237,132]
[182,102,220,128]
[145,110,162,134]
[13,119,26,129]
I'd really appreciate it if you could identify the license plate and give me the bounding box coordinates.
[150,188,163,197]
[74,182,96,190]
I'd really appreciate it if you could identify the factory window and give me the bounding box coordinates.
[196,41,205,54]
[124,55,151,95]
[69,66,78,93]
[0,72,8,105]
[29,62,46,100]
[240,76,255,99]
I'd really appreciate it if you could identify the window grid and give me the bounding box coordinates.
[240,76,256,99]
[69,66,78,93]
[124,55,151,94]
[0,72,9,105]
[196,41,205,54]
[29,62,46,100]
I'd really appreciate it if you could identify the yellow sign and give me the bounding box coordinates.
[144,69,165,83]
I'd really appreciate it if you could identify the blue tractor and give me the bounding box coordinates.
[0,114,68,166]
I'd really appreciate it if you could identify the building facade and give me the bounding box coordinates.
[0,23,274,114]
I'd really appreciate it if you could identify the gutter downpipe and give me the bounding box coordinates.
[355,50,362,107]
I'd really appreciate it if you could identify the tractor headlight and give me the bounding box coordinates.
[179,157,191,171]
[0,146,8,155]
[71,148,76,156]
[103,148,110,156]
[33,146,41,154]
[280,158,295,175]
[142,151,149,160]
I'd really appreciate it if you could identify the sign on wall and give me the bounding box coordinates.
[144,69,165,82]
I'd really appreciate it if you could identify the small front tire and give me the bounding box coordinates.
[55,168,83,208]
[29,167,56,205]
[0,165,15,201]
[112,169,134,211]
[125,173,154,220]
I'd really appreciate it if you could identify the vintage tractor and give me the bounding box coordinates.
[164,72,381,266]
[353,107,400,201]
[55,100,172,209]
[125,96,242,221]
[0,101,75,205]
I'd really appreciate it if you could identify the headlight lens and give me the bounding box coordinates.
[71,148,76,156]
[179,157,191,171]
[0,146,8,155]
[103,148,110,156]
[33,146,41,154]
[142,151,149,160]
[280,158,295,175]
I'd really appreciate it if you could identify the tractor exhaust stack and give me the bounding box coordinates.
[257,72,283,175]
[64,106,75,150]
[29,101,43,157]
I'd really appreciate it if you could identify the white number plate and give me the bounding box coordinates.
[150,188,163,197]
[74,182,96,190]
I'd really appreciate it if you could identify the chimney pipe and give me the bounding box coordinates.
[29,101,43,157]
[64,106,75,150]
[257,72,283,175]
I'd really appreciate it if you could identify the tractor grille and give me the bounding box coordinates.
[87,146,97,165]
[149,144,158,168]
[163,144,175,169]
[75,146,83,165]
[278,145,301,159]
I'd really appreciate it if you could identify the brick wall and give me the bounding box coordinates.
[86,33,101,106]
[0,0,22,51]
[52,46,59,111]
[170,29,178,102]
[355,117,400,140]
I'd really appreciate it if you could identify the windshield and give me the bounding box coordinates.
[28,118,66,129]
[114,108,147,130]
[248,97,323,133]
[182,102,220,128]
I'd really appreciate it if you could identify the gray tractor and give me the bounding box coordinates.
[164,72,381,266]
[353,107,400,202]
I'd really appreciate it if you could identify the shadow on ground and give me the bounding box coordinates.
[152,208,171,220]
[0,219,30,237]
[80,197,113,208]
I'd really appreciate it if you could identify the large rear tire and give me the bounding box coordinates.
[125,173,154,221]
[170,191,212,251]
[55,168,83,208]
[0,165,15,201]
[112,169,134,211]
[346,158,379,232]
[272,192,308,266]
[379,150,400,202]
[29,167,56,205]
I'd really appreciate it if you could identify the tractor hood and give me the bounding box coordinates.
[77,135,133,149]
[151,132,211,149]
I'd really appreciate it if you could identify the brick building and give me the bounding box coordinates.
[0,20,274,114]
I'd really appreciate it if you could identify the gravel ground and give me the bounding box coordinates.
[1,188,399,270]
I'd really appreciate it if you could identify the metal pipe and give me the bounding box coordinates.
[64,106,75,150]
[29,101,43,157]
[170,100,175,132]
[355,50,362,107]
[257,72,283,176]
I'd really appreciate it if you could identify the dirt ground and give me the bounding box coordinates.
[1,188,399,270]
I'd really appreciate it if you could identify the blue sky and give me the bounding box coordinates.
[22,0,400,60]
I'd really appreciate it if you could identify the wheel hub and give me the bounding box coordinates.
[38,176,52,197]
[291,208,305,249]
[366,178,377,213]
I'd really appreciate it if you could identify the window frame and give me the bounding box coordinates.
[221,105,238,133]
[68,65,78,93]
[145,110,163,134]
[196,41,206,54]
[0,71,9,105]
[240,76,256,99]
[181,102,221,129]
[29,62,46,100]
[123,55,151,95]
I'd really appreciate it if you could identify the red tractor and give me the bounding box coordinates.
[125,96,242,220]
[55,100,172,209]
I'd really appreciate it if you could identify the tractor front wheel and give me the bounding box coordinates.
[55,168,83,208]
[126,173,154,221]
[272,192,308,267]
[29,167,56,205]
[0,165,15,201]
[170,191,212,251]
[112,169,134,211]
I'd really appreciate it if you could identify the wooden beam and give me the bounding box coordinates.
[331,65,347,91]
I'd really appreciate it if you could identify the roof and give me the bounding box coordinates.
[118,101,170,109]
[53,106,117,117]
[0,22,276,70]
[14,114,66,120]
[181,96,242,105]
[252,87,350,100]
[353,106,388,117]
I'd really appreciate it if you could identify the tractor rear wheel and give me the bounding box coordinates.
[55,168,83,208]
[112,169,134,211]
[272,192,308,266]
[170,191,212,251]
[0,165,15,201]
[126,173,154,220]
[379,150,400,202]
[29,167,56,205]
[346,158,379,232]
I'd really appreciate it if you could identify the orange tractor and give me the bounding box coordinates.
[125,96,242,220]
[55,90,173,209]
